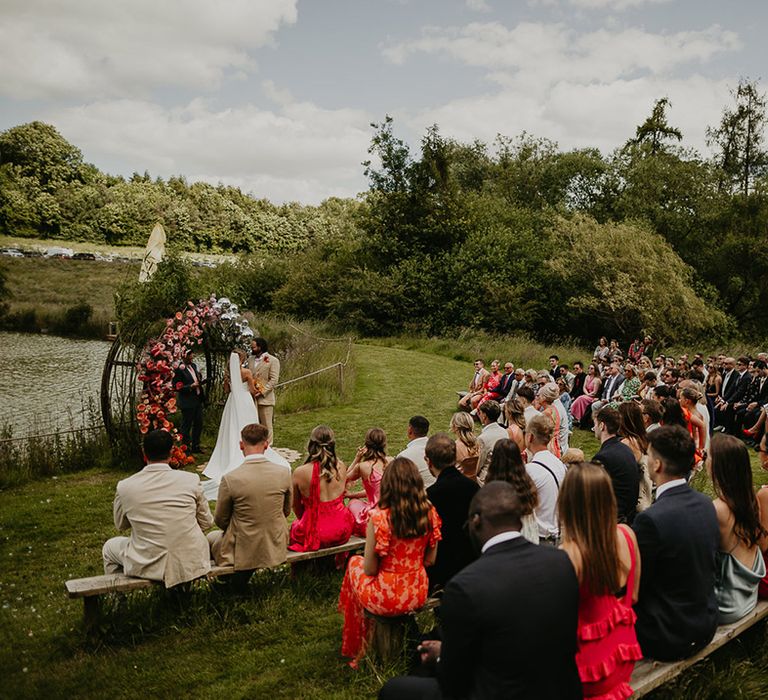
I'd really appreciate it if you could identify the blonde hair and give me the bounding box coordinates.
[450,412,478,454]
[504,398,526,430]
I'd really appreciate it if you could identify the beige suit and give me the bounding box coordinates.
[207,455,292,571]
[248,352,280,441]
[102,463,214,587]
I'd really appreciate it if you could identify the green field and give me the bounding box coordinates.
[1,342,766,699]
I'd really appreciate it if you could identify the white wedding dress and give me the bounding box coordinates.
[202,352,289,500]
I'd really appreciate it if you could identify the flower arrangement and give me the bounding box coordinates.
[135,296,220,468]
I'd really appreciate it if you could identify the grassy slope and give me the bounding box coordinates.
[0,343,766,699]
[2,257,140,322]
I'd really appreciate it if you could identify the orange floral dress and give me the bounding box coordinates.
[338,506,442,662]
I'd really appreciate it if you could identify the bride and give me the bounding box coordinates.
[202,349,288,499]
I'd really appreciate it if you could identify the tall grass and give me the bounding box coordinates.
[0,402,111,488]
[256,315,356,414]
[364,329,589,370]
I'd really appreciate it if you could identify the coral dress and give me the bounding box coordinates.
[338,506,442,661]
[542,404,562,458]
[348,467,383,538]
[477,370,503,405]
[289,462,354,552]
[576,526,643,700]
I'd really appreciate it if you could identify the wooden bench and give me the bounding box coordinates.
[630,599,768,697]
[65,536,365,636]
[365,597,441,664]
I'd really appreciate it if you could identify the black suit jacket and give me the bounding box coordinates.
[426,468,480,589]
[593,436,639,524]
[601,374,625,401]
[722,370,750,404]
[436,537,582,700]
[571,372,586,399]
[632,484,719,661]
[174,363,204,410]
[496,373,516,400]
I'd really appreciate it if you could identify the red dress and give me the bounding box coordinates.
[338,506,441,662]
[576,526,643,700]
[289,462,354,551]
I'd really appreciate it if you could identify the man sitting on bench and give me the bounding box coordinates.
[102,429,214,588]
[633,425,720,660]
[207,423,293,588]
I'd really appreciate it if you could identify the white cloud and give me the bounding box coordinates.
[383,22,740,82]
[383,20,739,156]
[568,0,672,10]
[0,0,297,99]
[48,90,372,204]
[466,0,492,11]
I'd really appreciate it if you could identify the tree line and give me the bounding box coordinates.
[2,79,767,344]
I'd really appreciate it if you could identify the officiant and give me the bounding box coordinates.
[249,337,280,442]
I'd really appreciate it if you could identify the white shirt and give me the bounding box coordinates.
[481,530,522,553]
[524,405,540,426]
[526,449,567,539]
[398,436,434,487]
[243,449,291,470]
[656,478,687,499]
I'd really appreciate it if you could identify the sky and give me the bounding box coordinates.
[1,0,765,204]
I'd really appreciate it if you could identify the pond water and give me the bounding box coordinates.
[0,331,111,436]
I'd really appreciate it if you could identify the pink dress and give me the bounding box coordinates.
[576,526,643,699]
[348,467,383,538]
[289,462,354,552]
[572,375,601,421]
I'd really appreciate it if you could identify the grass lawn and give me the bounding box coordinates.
[2,256,140,323]
[1,343,767,699]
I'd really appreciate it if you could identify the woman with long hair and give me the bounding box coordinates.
[346,428,392,537]
[486,439,539,543]
[571,364,603,426]
[559,462,643,699]
[708,435,766,622]
[618,402,652,511]
[504,398,527,457]
[537,382,563,458]
[338,457,441,666]
[450,411,479,463]
[608,364,640,410]
[289,425,354,551]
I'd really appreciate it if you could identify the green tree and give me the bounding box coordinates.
[548,214,729,344]
[630,98,683,155]
[0,121,85,190]
[707,79,768,195]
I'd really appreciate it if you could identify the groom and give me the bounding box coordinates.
[248,337,280,442]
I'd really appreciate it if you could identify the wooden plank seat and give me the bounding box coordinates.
[630,599,768,697]
[66,536,366,635]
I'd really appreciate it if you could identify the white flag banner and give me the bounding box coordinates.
[139,222,166,282]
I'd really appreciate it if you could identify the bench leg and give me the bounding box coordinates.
[369,616,419,665]
[83,597,100,639]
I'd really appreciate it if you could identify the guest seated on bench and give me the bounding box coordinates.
[289,425,354,552]
[207,423,293,586]
[633,426,720,660]
[707,434,766,622]
[102,429,214,587]
[338,457,441,667]
[425,432,479,591]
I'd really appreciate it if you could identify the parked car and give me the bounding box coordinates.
[0,247,24,257]
[44,247,74,258]
[73,252,96,260]
[22,249,43,257]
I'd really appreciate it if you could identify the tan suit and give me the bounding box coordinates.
[207,455,292,571]
[469,367,490,393]
[102,463,214,587]
[248,352,280,441]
